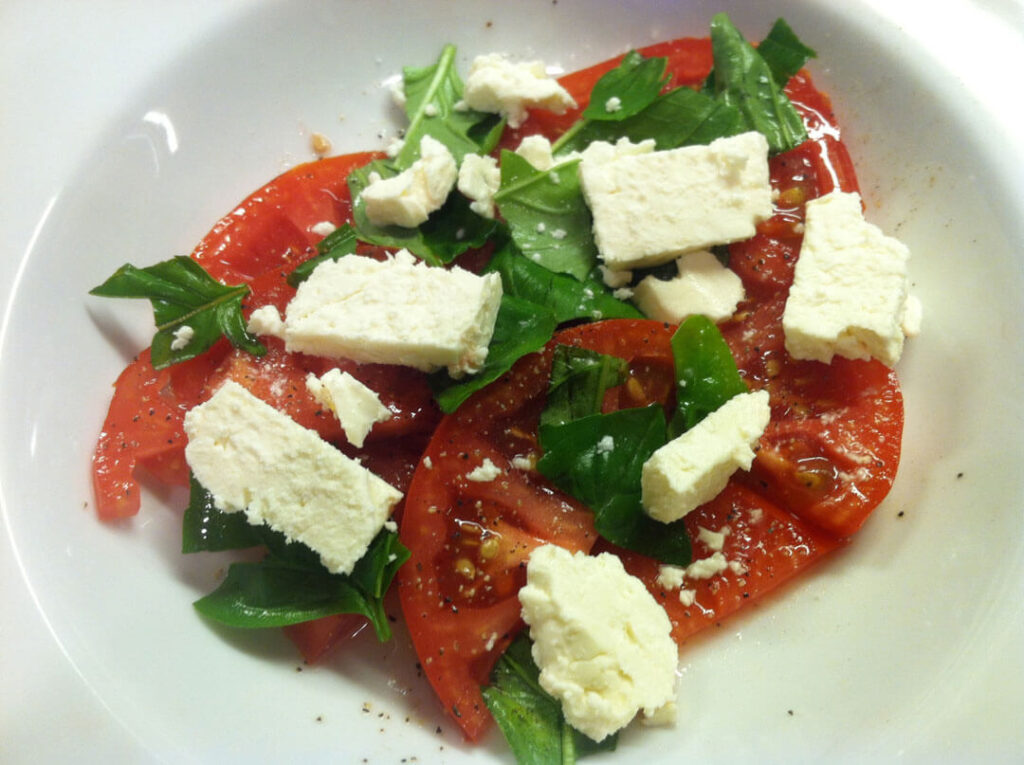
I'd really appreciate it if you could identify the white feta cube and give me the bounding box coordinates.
[519,545,678,742]
[362,135,457,228]
[462,53,576,129]
[783,190,911,366]
[183,380,402,575]
[283,250,502,377]
[631,250,745,323]
[305,369,392,448]
[580,131,773,270]
[642,390,771,523]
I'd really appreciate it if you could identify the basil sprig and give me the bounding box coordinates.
[483,635,617,764]
[90,255,265,369]
[184,476,408,641]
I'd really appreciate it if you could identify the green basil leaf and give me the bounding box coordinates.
[757,17,817,86]
[540,345,627,429]
[494,151,597,281]
[483,634,617,764]
[182,475,263,553]
[394,43,504,168]
[709,12,807,154]
[537,406,691,564]
[286,223,358,287]
[430,294,558,413]
[348,161,495,266]
[669,314,749,438]
[581,50,669,122]
[554,86,744,156]
[484,238,641,324]
[349,529,411,600]
[90,255,265,369]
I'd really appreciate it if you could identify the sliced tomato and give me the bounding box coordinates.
[92,349,188,519]
[284,613,367,664]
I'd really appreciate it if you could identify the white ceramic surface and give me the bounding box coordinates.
[2,1,1022,762]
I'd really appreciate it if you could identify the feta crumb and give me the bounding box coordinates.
[612,287,634,301]
[550,228,567,240]
[246,305,285,338]
[605,96,622,113]
[362,135,457,228]
[170,325,195,351]
[599,265,633,289]
[423,455,433,470]
[423,102,439,117]
[519,545,677,742]
[512,455,535,471]
[685,552,729,580]
[305,369,392,448]
[466,457,503,482]
[310,220,337,238]
[462,53,577,128]
[383,519,398,533]
[678,589,697,607]
[385,136,405,158]
[697,525,729,553]
[515,134,556,171]
[901,294,923,338]
[596,435,615,454]
[457,153,501,219]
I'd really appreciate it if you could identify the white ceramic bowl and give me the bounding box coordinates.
[2,1,1022,762]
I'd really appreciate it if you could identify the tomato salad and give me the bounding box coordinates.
[90,13,908,761]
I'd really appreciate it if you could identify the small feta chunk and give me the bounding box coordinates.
[457,153,501,218]
[462,53,577,128]
[310,220,337,238]
[901,294,923,338]
[362,135,457,228]
[170,325,195,351]
[466,457,503,482]
[598,265,633,289]
[515,134,556,171]
[697,525,729,553]
[519,545,677,742]
[283,250,502,377]
[580,131,772,270]
[783,190,911,366]
[246,305,285,338]
[604,96,622,113]
[183,381,402,575]
[642,390,771,523]
[631,250,745,323]
[305,369,392,448]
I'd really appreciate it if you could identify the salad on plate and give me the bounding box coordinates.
[88,12,919,762]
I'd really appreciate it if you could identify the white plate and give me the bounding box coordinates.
[2,1,1023,762]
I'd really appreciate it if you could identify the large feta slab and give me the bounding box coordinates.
[642,390,771,523]
[783,190,911,366]
[631,249,745,323]
[462,53,576,129]
[362,135,457,228]
[183,380,402,575]
[283,250,503,377]
[518,544,677,742]
[580,131,772,270]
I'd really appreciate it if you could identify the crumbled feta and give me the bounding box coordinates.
[310,220,337,238]
[462,53,577,128]
[605,96,622,113]
[684,552,729,580]
[596,435,615,454]
[515,134,556,171]
[631,250,745,323]
[642,390,771,523]
[519,545,677,742]
[283,250,502,377]
[362,135,457,228]
[697,525,729,553]
[170,325,195,351]
[901,294,923,338]
[580,131,772,270]
[598,265,633,289]
[183,381,402,575]
[305,369,392,448]
[466,457,503,482]
[246,305,285,338]
[783,190,912,366]
[457,153,501,218]
[512,455,535,471]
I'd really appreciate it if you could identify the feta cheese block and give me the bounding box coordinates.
[183,380,402,575]
[362,135,457,228]
[519,545,678,742]
[642,389,771,523]
[783,190,911,366]
[580,131,773,270]
[283,249,502,377]
[305,369,392,448]
[462,53,576,129]
[632,250,745,323]
[457,153,501,218]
